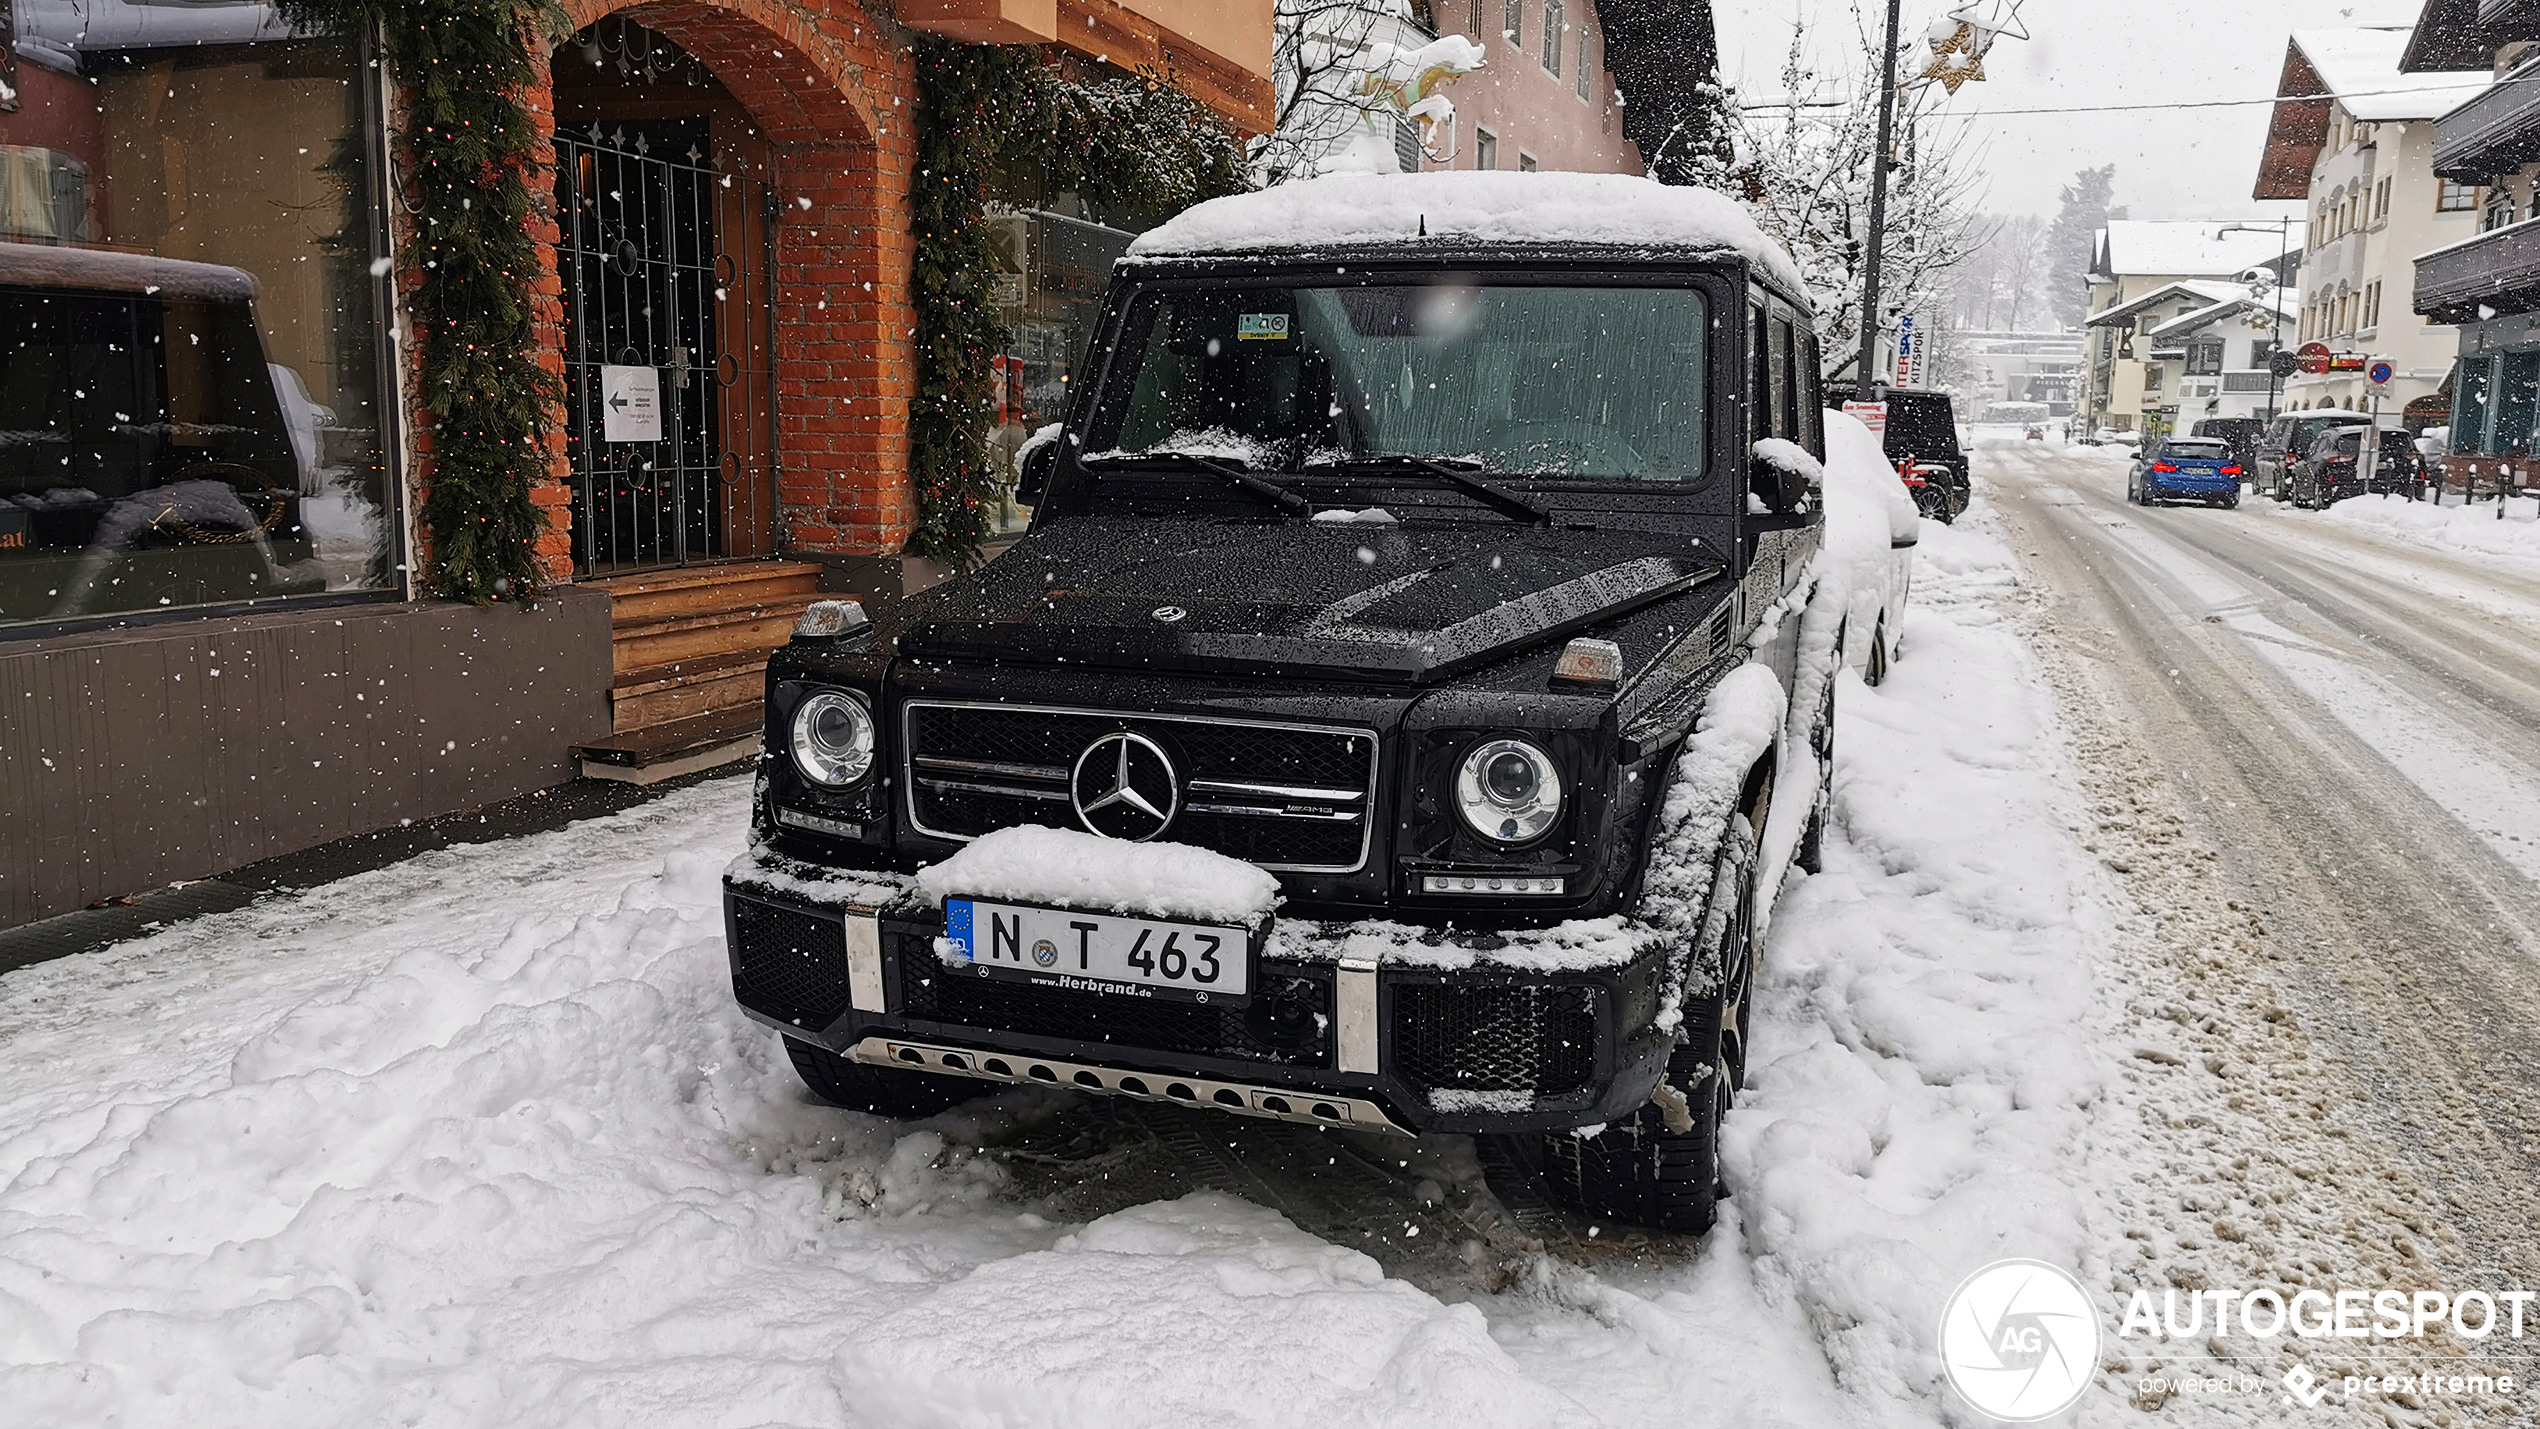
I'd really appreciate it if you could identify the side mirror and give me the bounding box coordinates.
[1748,441,1818,516]
[1018,437,1059,506]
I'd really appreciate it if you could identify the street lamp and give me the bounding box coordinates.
[2217,218,2295,422]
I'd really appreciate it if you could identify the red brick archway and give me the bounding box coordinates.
[523,0,919,580]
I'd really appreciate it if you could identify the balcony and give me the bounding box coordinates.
[2433,57,2540,181]
[2414,218,2540,321]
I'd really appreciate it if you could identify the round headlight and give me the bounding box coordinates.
[1455,737,1563,845]
[790,690,874,787]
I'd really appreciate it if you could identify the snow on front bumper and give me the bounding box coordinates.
[720,841,1676,1135]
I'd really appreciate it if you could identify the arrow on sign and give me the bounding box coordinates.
[609,394,631,411]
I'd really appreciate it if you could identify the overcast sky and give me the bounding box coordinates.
[1709,0,2433,223]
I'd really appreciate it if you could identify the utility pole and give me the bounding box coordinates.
[1855,0,1905,401]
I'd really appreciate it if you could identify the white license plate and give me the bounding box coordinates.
[943,899,1252,1003]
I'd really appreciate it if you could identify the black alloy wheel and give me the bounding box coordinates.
[1532,792,1765,1235]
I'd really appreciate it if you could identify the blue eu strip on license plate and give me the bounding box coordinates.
[942,897,1252,1003]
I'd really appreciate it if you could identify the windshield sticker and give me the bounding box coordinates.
[1237,313,1290,341]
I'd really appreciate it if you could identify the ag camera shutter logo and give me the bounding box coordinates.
[1940,1259,2101,1421]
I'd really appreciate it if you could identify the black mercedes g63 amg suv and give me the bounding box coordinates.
[722,172,1843,1233]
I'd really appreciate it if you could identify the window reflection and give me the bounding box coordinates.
[0,0,392,624]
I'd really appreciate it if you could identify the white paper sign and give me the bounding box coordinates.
[601,365,661,442]
[1842,400,1889,436]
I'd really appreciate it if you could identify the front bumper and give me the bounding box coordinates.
[723,850,1676,1136]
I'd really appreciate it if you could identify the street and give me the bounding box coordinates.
[1983,438,2540,1313]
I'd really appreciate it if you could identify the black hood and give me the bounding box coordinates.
[899,519,1724,684]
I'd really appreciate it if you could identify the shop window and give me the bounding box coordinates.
[2455,354,2496,455]
[0,3,395,628]
[2497,350,2540,456]
[982,207,1133,535]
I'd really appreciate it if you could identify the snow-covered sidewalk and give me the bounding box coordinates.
[0,519,2135,1429]
[2320,491,2540,567]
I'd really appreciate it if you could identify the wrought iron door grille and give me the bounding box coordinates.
[555,125,778,575]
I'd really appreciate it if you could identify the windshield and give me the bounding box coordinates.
[1084,281,1709,482]
[2161,440,2228,458]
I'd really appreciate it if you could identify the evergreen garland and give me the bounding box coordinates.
[906,38,1248,563]
[287,0,567,603]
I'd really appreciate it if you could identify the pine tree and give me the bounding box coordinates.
[1593,1,1733,185]
[2046,165,2115,331]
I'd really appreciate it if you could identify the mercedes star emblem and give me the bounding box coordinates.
[1071,731,1179,841]
[1152,605,1187,623]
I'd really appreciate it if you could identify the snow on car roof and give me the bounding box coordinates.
[1129,171,1807,298]
[2291,27,2488,121]
[0,241,259,301]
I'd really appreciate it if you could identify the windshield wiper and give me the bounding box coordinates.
[1321,454,1553,526]
[1083,451,1312,517]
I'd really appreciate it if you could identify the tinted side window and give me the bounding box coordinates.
[1766,313,1793,440]
[1796,327,1824,457]
[1747,302,1767,442]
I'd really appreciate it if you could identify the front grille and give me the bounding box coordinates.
[897,949,1333,1068]
[730,897,853,1029]
[1391,983,1597,1095]
[903,702,1376,872]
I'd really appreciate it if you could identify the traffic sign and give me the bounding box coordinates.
[2367,358,2397,390]
[601,365,662,443]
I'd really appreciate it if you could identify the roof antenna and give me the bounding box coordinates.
[1418,213,1427,237]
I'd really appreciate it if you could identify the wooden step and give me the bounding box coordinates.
[612,651,769,733]
[593,560,824,626]
[575,702,764,785]
[610,597,814,674]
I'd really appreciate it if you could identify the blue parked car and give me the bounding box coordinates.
[2128,436,2243,509]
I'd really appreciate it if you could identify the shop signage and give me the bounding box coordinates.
[601,364,661,442]
[2328,353,2368,373]
[2297,341,2333,375]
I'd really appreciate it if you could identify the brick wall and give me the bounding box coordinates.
[521,0,921,571]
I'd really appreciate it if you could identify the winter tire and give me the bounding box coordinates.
[1796,672,1835,876]
[1533,801,1759,1235]
[785,1037,982,1118]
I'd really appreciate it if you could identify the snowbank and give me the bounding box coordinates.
[2323,491,2540,565]
[915,824,1281,926]
[1130,171,1807,294]
[1721,511,2109,1416]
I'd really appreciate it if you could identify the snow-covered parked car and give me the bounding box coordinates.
[721,170,1851,1233]
[1819,409,1920,685]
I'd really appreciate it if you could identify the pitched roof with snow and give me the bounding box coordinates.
[1128,170,1807,295]
[2147,292,2298,341]
[2095,224,2297,281]
[2085,279,2254,328]
[2254,27,2489,199]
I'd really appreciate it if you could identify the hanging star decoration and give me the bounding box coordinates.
[1918,0,2029,93]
